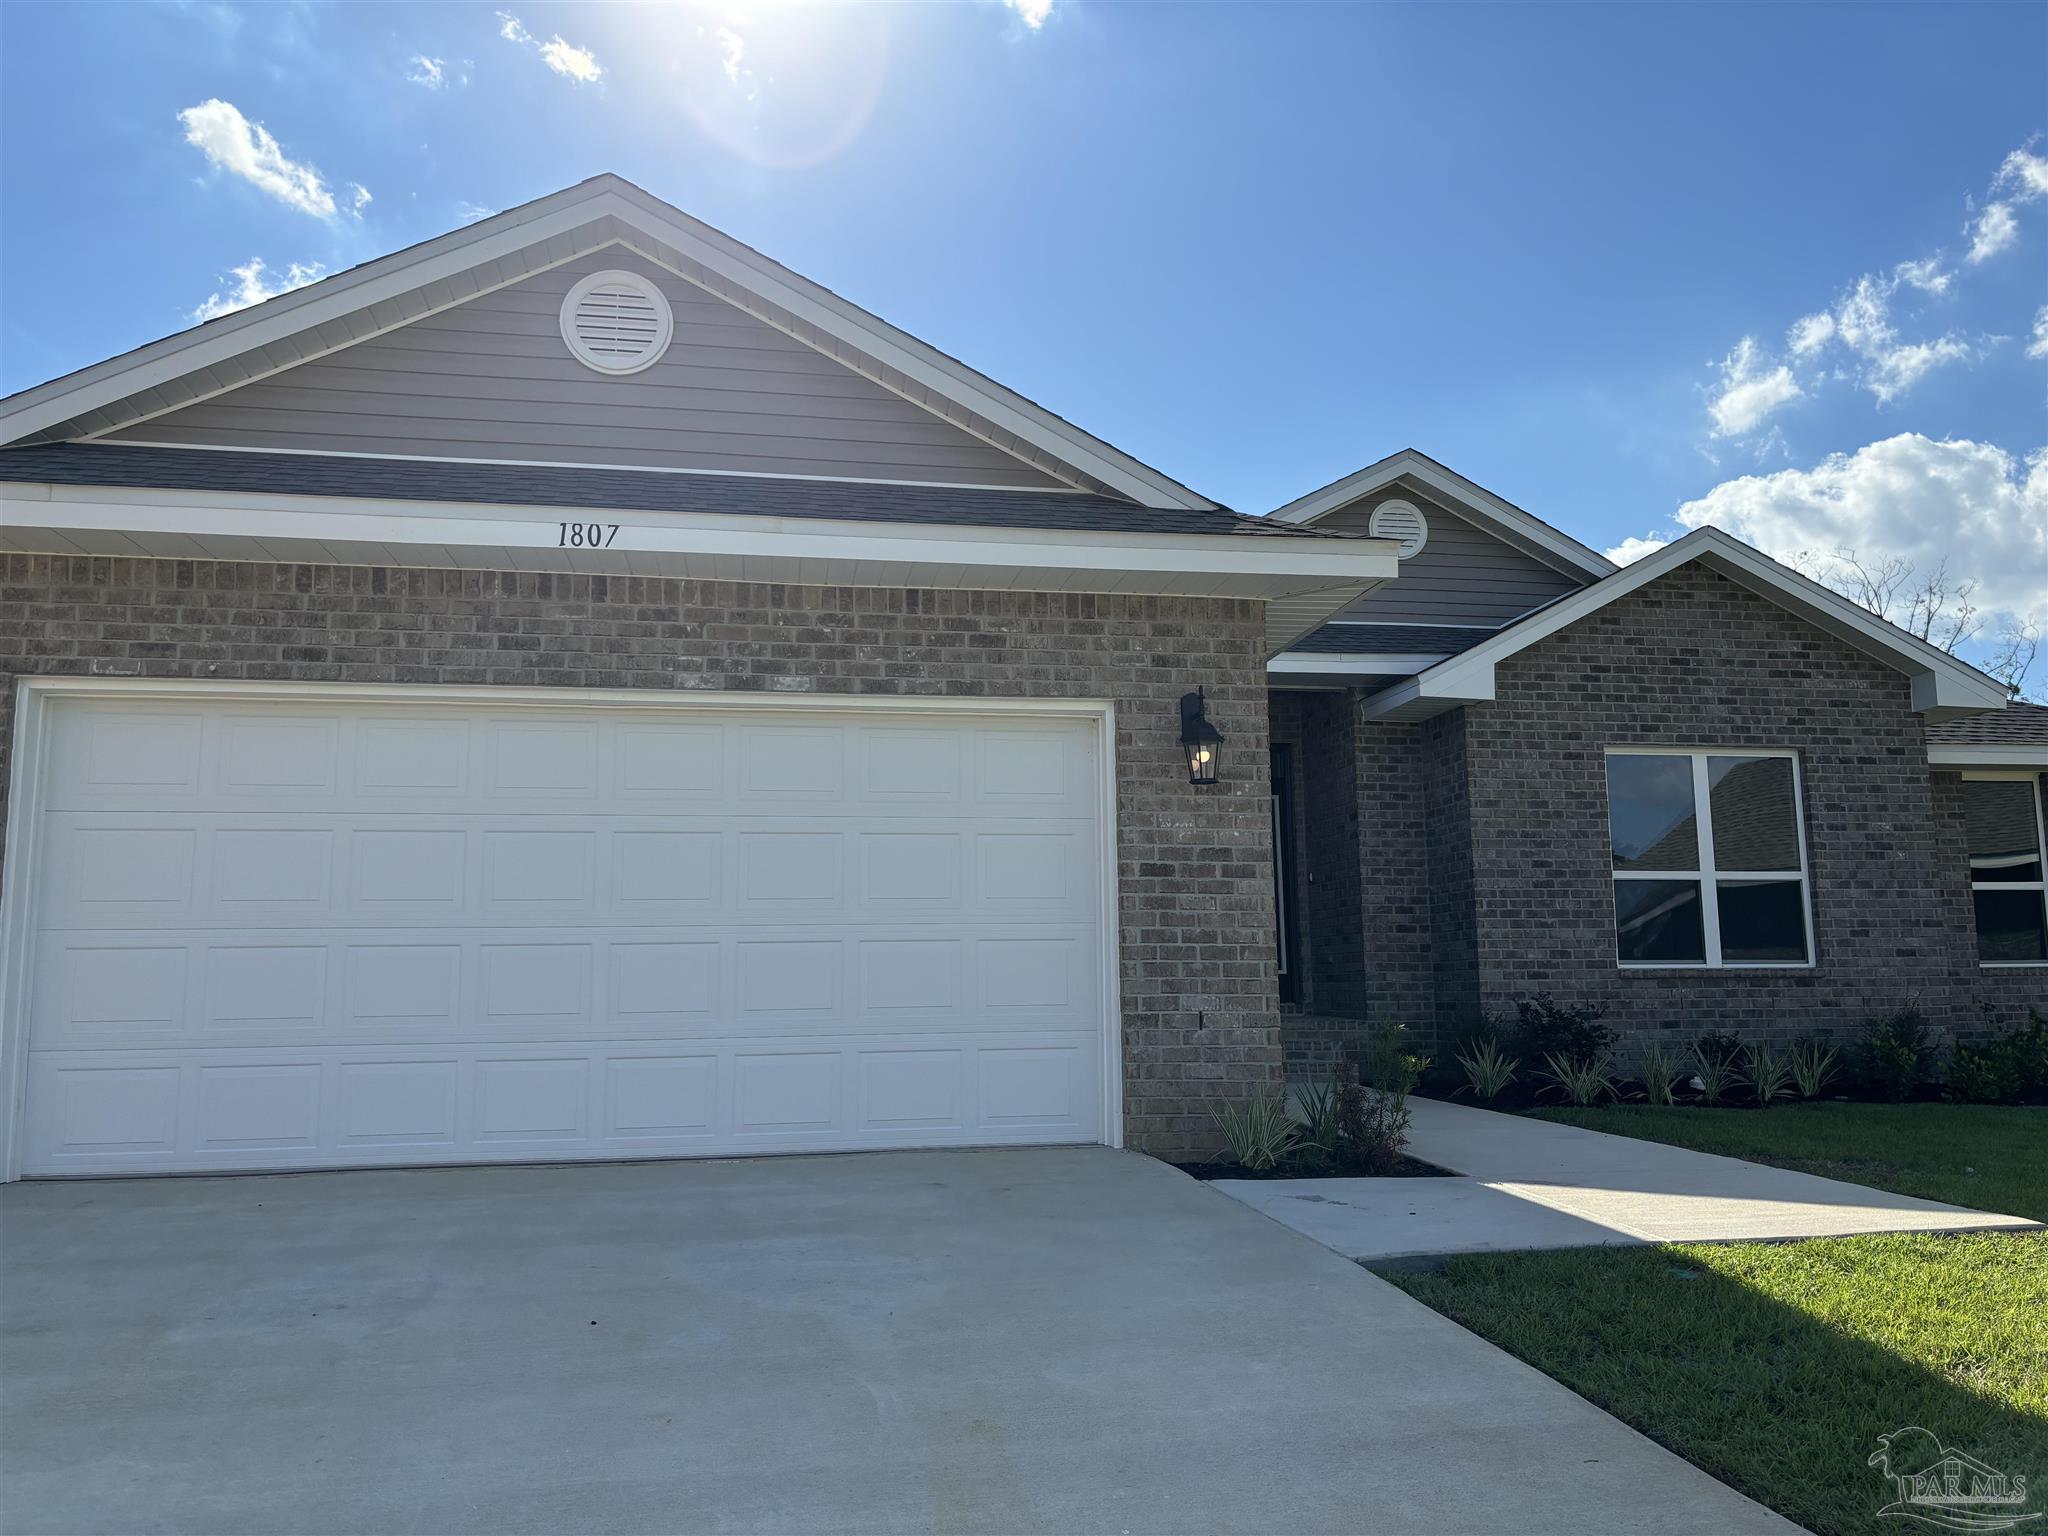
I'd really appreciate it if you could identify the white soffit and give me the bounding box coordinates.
[1361,526,2011,723]
[0,481,1396,661]
[0,176,1215,512]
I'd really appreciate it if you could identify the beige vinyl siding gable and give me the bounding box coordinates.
[106,249,1067,489]
[1324,487,1586,625]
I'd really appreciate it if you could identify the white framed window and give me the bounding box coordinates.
[1604,748,1813,968]
[1962,772,2048,966]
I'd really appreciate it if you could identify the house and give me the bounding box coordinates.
[0,176,2039,1181]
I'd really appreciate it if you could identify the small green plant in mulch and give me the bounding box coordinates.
[1735,1041,1795,1107]
[1635,1040,1683,1106]
[1213,1095,1297,1172]
[1787,1038,1839,1100]
[1533,1050,1620,1107]
[1454,1036,1519,1103]
[1861,1007,1936,1101]
[1689,1036,1741,1105]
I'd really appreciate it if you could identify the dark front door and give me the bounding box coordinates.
[1271,743,1302,1004]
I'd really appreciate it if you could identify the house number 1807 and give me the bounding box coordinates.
[557,522,621,547]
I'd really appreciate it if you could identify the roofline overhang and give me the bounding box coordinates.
[1,175,1217,513]
[1267,652,1448,676]
[1267,449,1615,582]
[0,478,1397,660]
[1359,526,2012,723]
[1928,745,2048,769]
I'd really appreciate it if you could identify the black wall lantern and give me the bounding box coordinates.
[1179,688,1225,786]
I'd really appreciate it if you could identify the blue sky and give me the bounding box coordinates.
[3,2,2043,653]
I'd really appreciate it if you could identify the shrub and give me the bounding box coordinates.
[1535,1050,1620,1107]
[1214,1096,1297,1171]
[1333,1071,1412,1175]
[1508,994,1614,1066]
[1786,1039,1839,1100]
[1946,1043,2020,1105]
[1454,1037,1520,1102]
[1862,1008,1934,1101]
[1736,1042,1795,1106]
[1636,1040,1682,1106]
[1946,1010,2048,1105]
[1690,1038,1741,1105]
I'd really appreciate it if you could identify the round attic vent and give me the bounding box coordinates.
[1367,499,1429,559]
[560,270,673,375]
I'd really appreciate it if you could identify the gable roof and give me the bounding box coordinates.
[0,174,1214,511]
[1361,526,2012,722]
[1925,701,2048,768]
[1268,448,1614,582]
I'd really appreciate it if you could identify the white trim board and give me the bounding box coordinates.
[1929,745,2048,769]
[2,177,1215,511]
[0,482,1395,660]
[1361,527,2010,723]
[1267,653,1450,676]
[0,677,1129,1181]
[1267,449,1614,581]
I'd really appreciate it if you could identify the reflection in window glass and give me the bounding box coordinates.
[1716,879,1809,963]
[1964,780,2045,883]
[1973,889,2048,963]
[1606,749,1810,967]
[1709,756,1800,872]
[1607,754,1699,870]
[1614,879,1706,964]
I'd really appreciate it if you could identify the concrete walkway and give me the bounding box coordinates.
[0,1146,1793,1534]
[1217,1097,2040,1263]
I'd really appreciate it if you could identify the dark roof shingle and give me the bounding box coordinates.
[1925,702,2048,747]
[0,443,1347,541]
[1287,622,1499,656]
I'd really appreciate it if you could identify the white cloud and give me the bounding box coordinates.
[455,200,496,223]
[191,257,326,322]
[177,99,344,219]
[2029,305,2048,362]
[406,55,445,89]
[349,182,372,218]
[1708,336,1803,438]
[1893,256,1950,295]
[1004,0,1055,27]
[1671,434,2048,622]
[1993,145,2048,202]
[715,26,746,84]
[1786,311,1835,358]
[1967,201,2018,264]
[1604,535,1671,566]
[1823,272,1973,404]
[497,11,602,83]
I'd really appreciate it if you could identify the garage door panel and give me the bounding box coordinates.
[23,1031,1099,1173]
[20,696,1109,1175]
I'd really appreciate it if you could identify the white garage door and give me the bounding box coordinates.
[14,692,1110,1175]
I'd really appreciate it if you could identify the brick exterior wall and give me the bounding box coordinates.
[0,554,1283,1159]
[1454,563,2031,1051]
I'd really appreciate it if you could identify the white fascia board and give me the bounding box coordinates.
[1361,526,2011,722]
[1,186,620,445]
[1267,449,1614,580]
[1267,653,1449,676]
[1928,744,2048,769]
[0,482,1395,598]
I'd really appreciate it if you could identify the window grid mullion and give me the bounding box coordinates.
[1692,753,1723,966]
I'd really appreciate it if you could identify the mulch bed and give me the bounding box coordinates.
[1171,1154,1456,1181]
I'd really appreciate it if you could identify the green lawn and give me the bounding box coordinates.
[1380,1104,2048,1536]
[1384,1234,2047,1536]
[1529,1101,2048,1222]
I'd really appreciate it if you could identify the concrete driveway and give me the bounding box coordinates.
[1,1148,1789,1535]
